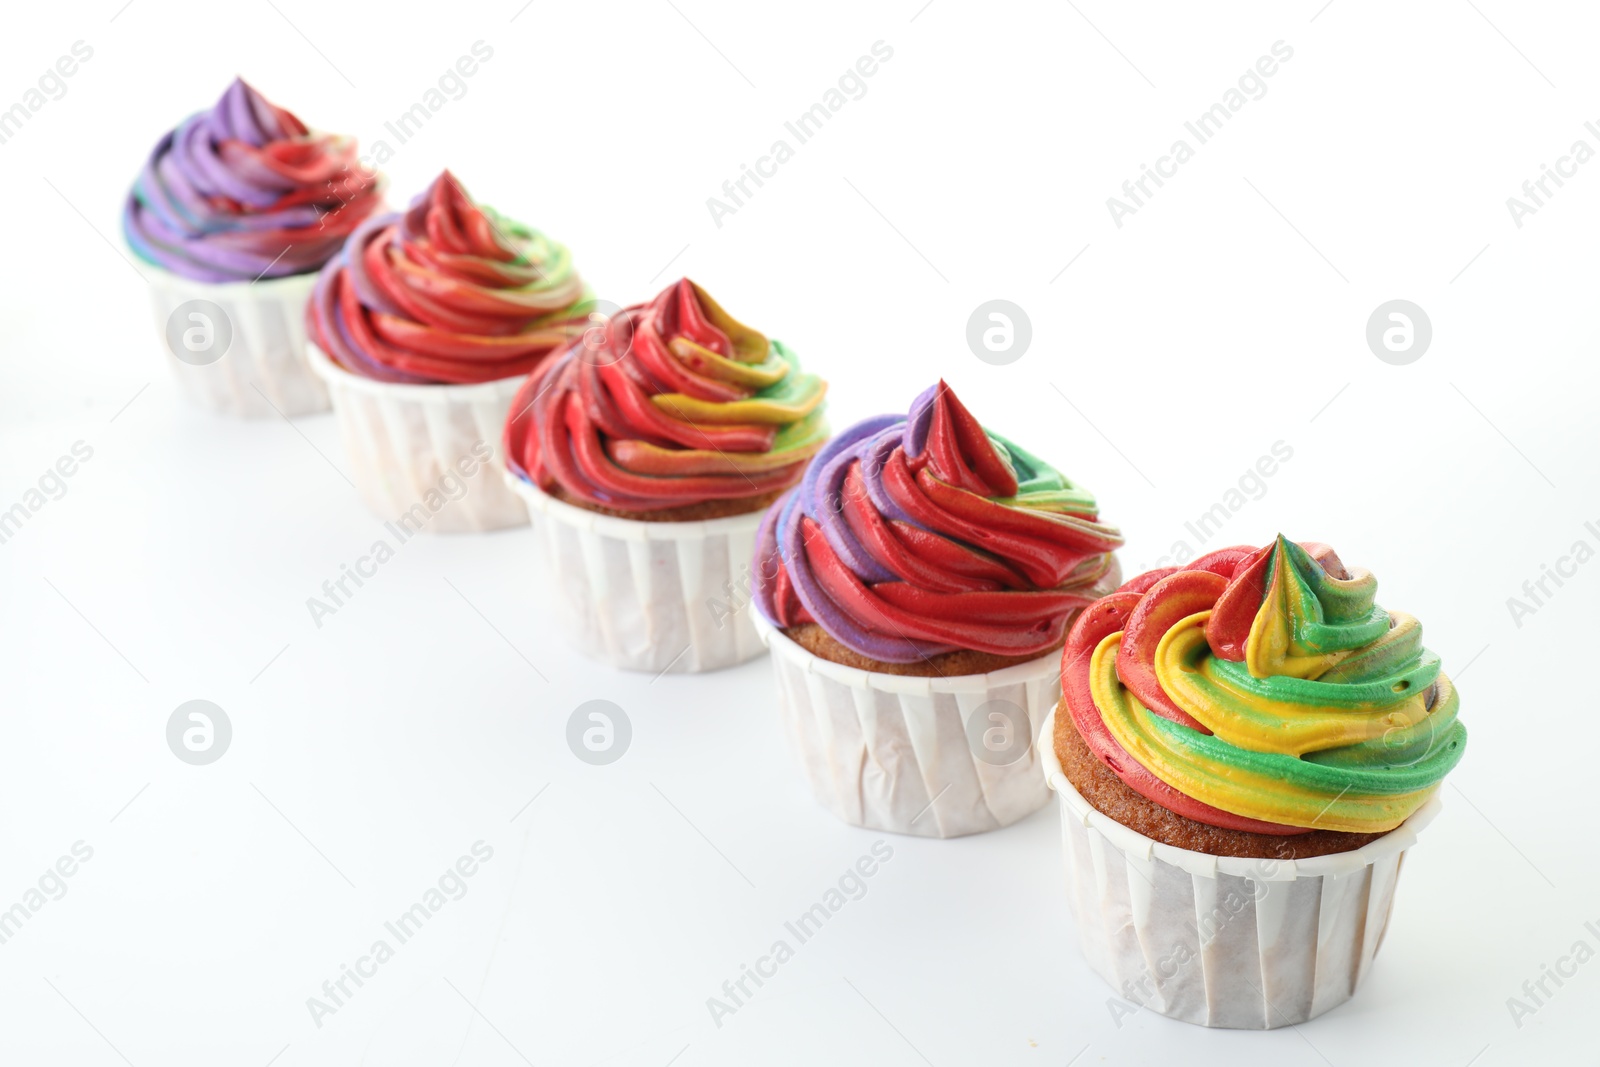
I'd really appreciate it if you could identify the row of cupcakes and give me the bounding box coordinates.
[125,80,1468,1030]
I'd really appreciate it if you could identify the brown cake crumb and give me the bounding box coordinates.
[553,485,787,522]
[785,623,1062,678]
[1052,697,1387,859]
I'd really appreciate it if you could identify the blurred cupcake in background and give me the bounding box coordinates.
[503,278,828,673]
[753,382,1123,837]
[308,170,586,533]
[125,78,382,417]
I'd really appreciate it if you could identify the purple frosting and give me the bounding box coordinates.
[123,79,381,283]
[754,386,950,662]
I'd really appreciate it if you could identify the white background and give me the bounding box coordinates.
[1,1,1596,1064]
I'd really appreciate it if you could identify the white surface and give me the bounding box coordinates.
[1,1,1596,1064]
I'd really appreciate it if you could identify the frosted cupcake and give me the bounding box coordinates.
[125,78,382,417]
[1046,537,1466,1026]
[307,171,585,533]
[753,382,1123,837]
[502,278,828,673]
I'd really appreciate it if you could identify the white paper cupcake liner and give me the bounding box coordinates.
[308,343,529,533]
[1040,705,1442,1028]
[143,266,329,418]
[506,476,768,673]
[758,622,1058,838]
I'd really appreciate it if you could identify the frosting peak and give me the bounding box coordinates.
[402,170,522,274]
[1208,535,1391,679]
[906,381,1019,497]
[210,76,303,148]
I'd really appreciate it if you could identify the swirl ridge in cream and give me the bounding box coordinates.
[308,171,584,385]
[503,279,828,512]
[1063,536,1467,834]
[754,382,1124,663]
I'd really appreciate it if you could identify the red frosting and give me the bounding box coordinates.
[308,171,585,385]
[755,383,1123,662]
[503,279,827,512]
[1062,544,1313,834]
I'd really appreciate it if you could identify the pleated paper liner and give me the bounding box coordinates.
[307,342,529,533]
[505,474,768,673]
[759,620,1059,838]
[1040,703,1441,1028]
[145,267,329,418]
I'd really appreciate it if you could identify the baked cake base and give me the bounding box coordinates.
[1052,697,1386,859]
[785,623,1061,678]
[553,484,786,522]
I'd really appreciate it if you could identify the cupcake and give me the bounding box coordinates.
[307,171,585,533]
[125,78,382,417]
[753,382,1124,838]
[1045,536,1466,1027]
[502,278,827,673]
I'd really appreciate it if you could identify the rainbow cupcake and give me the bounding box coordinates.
[125,78,382,417]
[1045,537,1466,1026]
[752,382,1123,837]
[503,279,827,672]
[307,171,585,533]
